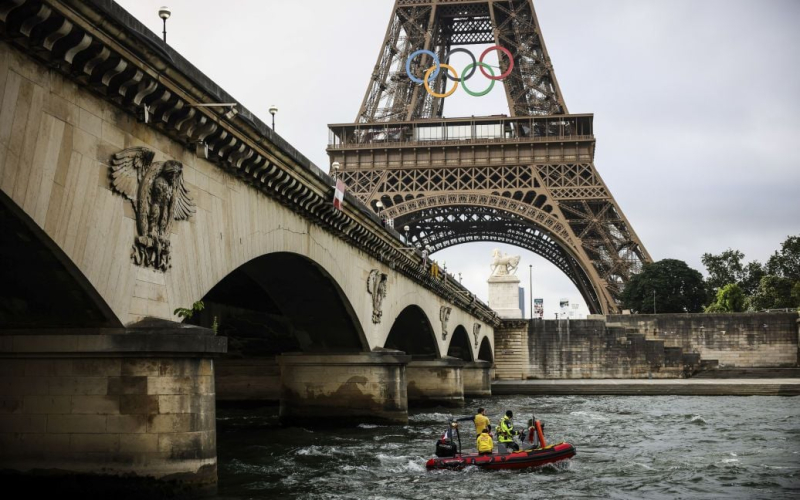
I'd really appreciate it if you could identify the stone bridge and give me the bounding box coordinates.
[0,0,498,493]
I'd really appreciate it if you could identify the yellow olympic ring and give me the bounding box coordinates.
[423,64,459,98]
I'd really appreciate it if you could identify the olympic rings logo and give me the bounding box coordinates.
[405,46,514,98]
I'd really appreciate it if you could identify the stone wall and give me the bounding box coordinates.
[608,313,799,369]
[493,312,798,380]
[524,319,685,379]
[0,352,217,488]
[493,320,530,380]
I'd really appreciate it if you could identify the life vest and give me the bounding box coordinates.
[476,433,493,453]
[474,413,490,434]
[498,415,514,443]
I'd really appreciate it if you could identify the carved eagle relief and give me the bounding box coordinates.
[110,147,195,271]
[367,269,388,324]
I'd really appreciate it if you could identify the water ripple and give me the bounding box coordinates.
[216,395,800,499]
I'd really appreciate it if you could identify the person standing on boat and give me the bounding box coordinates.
[476,427,494,455]
[474,408,490,436]
[498,410,520,452]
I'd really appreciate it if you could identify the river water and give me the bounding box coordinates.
[215,396,799,499]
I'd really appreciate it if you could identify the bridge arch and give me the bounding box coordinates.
[0,191,121,329]
[187,252,368,355]
[384,304,439,359]
[446,325,474,361]
[478,337,494,363]
[383,193,608,314]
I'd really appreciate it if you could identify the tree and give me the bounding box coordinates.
[621,259,707,314]
[702,249,745,292]
[746,276,798,311]
[741,260,766,296]
[793,282,800,310]
[705,283,746,313]
[701,249,764,297]
[766,235,800,280]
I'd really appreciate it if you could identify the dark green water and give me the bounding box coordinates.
[215,396,800,499]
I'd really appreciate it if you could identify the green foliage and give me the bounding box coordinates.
[701,249,744,292]
[701,249,764,297]
[746,276,798,311]
[740,261,766,297]
[766,235,800,280]
[705,283,746,313]
[621,259,707,314]
[174,300,205,320]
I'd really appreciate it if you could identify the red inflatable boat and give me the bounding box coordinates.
[425,442,576,471]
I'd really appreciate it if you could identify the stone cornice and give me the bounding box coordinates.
[0,0,501,326]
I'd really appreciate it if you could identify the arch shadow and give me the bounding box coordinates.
[446,325,474,361]
[188,252,367,356]
[384,304,439,359]
[0,190,121,329]
[477,337,493,363]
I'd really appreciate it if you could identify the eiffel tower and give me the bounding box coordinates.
[327,0,651,314]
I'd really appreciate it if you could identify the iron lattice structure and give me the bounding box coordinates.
[328,0,651,314]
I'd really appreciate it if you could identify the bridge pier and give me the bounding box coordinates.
[406,358,465,407]
[216,358,280,404]
[462,361,493,397]
[0,320,226,497]
[278,351,411,425]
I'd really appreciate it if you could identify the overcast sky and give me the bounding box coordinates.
[118,0,799,317]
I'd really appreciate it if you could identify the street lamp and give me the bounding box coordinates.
[269,105,278,131]
[403,225,410,244]
[158,6,171,43]
[330,161,340,179]
[529,264,533,320]
[375,200,384,214]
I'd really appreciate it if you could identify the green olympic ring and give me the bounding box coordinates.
[461,62,495,97]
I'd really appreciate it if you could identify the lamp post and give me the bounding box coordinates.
[158,7,171,43]
[403,225,410,244]
[529,264,533,320]
[330,161,340,180]
[269,104,278,131]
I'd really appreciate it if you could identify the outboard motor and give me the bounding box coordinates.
[435,439,457,458]
[435,421,460,457]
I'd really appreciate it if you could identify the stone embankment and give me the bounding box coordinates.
[492,378,800,396]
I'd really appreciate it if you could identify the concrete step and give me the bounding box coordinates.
[492,379,800,396]
[693,367,800,379]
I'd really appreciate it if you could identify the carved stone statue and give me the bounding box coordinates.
[110,148,195,271]
[439,306,452,341]
[367,269,388,324]
[490,248,521,276]
[473,323,482,348]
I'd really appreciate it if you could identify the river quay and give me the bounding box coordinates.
[493,378,800,396]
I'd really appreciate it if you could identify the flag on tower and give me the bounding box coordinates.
[333,179,346,211]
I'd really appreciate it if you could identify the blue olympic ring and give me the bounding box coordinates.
[406,50,440,84]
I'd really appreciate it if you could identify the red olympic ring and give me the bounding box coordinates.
[479,46,514,81]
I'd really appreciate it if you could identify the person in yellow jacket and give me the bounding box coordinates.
[476,427,494,455]
[498,410,519,452]
[474,407,490,435]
